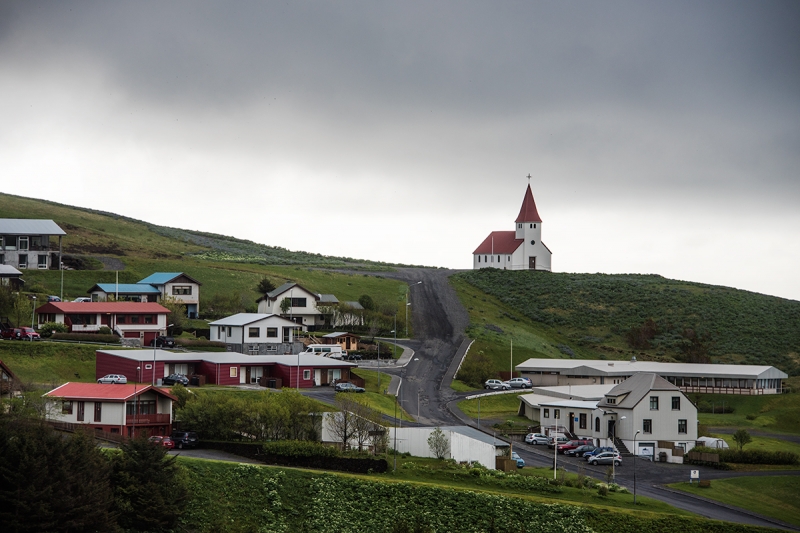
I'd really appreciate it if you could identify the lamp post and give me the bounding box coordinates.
[153,323,174,386]
[30,296,36,329]
[405,281,422,337]
[613,415,626,484]
[60,262,64,302]
[633,429,641,504]
[393,396,398,472]
[134,366,140,438]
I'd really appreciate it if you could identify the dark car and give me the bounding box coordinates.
[171,431,199,449]
[584,446,615,459]
[566,444,596,457]
[162,373,189,386]
[556,439,593,454]
[150,336,176,348]
[334,382,365,393]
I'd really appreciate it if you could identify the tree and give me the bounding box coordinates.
[327,395,361,450]
[733,429,752,451]
[158,295,186,333]
[257,277,276,294]
[11,294,33,328]
[358,294,375,311]
[111,436,187,532]
[279,297,292,316]
[428,427,449,460]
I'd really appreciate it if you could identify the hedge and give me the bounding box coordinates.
[51,333,120,343]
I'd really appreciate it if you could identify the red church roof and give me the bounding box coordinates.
[515,184,542,223]
[473,231,523,254]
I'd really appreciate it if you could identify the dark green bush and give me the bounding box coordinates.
[719,449,799,465]
[37,322,69,338]
[51,333,120,344]
[262,440,340,459]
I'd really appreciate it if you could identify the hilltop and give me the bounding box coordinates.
[453,269,800,379]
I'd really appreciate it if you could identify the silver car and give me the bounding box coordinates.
[525,433,548,445]
[588,451,622,466]
[484,379,510,390]
[97,374,127,384]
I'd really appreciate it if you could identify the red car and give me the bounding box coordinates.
[2,327,41,341]
[556,439,593,454]
[148,436,175,449]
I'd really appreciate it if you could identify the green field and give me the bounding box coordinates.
[0,341,99,384]
[696,392,800,435]
[670,476,800,527]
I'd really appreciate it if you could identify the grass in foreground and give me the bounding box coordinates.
[458,391,528,420]
[669,476,800,527]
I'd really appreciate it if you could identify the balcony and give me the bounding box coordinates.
[126,413,171,425]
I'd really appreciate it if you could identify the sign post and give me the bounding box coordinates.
[690,469,700,484]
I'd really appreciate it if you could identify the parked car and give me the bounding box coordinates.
[171,431,199,449]
[511,451,525,468]
[150,336,176,348]
[148,435,175,449]
[584,447,614,459]
[556,439,594,454]
[566,444,596,457]
[588,451,622,466]
[73,297,92,302]
[9,327,41,341]
[162,374,190,386]
[342,352,362,361]
[484,379,510,390]
[97,374,128,384]
[47,295,61,302]
[334,382,365,393]
[507,377,533,389]
[548,435,569,448]
[524,433,549,445]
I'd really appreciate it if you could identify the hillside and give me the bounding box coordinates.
[0,193,409,323]
[453,270,800,378]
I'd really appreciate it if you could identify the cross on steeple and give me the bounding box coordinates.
[526,173,531,183]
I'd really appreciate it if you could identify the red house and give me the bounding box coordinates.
[35,301,170,345]
[96,349,359,388]
[44,382,176,438]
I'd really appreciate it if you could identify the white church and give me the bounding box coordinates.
[472,182,552,271]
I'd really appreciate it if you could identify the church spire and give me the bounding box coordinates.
[515,183,542,223]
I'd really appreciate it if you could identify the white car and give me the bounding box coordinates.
[484,379,510,390]
[97,374,127,384]
[507,377,532,389]
[73,297,92,303]
[525,433,548,445]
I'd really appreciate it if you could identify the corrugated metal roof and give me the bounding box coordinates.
[44,382,176,401]
[599,373,678,410]
[318,294,339,303]
[473,231,523,254]
[0,219,66,235]
[37,302,170,314]
[208,313,298,327]
[442,426,510,447]
[138,272,184,285]
[97,349,358,367]
[322,332,360,338]
[516,358,788,379]
[342,301,364,310]
[91,283,161,294]
[0,265,23,276]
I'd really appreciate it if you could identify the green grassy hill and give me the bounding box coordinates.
[453,270,800,378]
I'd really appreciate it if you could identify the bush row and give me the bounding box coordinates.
[50,332,120,343]
[719,449,799,465]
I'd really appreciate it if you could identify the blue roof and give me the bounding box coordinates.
[92,283,161,294]
[138,272,184,285]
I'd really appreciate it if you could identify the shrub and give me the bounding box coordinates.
[597,484,609,497]
[262,440,340,459]
[719,449,799,465]
[37,322,68,338]
[51,333,120,344]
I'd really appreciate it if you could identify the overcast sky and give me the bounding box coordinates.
[1,1,798,300]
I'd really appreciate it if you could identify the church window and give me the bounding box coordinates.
[530,224,533,228]
[534,224,537,228]
[484,255,487,262]
[477,256,480,263]
[530,240,535,245]
[497,255,500,262]
[507,256,510,261]
[517,223,522,229]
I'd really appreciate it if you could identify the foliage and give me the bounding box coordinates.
[262,440,340,459]
[456,270,800,375]
[359,294,376,311]
[328,393,384,452]
[36,322,69,337]
[427,427,450,460]
[0,418,117,533]
[719,449,799,465]
[456,350,496,387]
[111,436,188,532]
[51,332,120,343]
[256,276,276,294]
[158,295,187,331]
[279,297,291,315]
[733,429,752,451]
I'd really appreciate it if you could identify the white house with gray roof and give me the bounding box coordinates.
[0,219,65,271]
[256,282,362,330]
[388,426,510,470]
[209,313,306,355]
[515,358,787,395]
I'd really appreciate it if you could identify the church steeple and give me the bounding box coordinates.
[515,183,542,223]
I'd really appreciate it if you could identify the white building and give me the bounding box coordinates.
[388,426,509,470]
[209,313,306,355]
[473,183,552,271]
[515,358,787,395]
[0,219,65,271]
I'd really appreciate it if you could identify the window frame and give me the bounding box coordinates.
[643,419,652,434]
[672,396,680,410]
[248,327,260,338]
[543,408,550,419]
[303,369,311,380]
[650,396,659,410]
[678,419,688,434]
[62,401,73,415]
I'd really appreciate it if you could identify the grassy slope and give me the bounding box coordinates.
[695,390,800,435]
[454,270,800,375]
[669,476,800,527]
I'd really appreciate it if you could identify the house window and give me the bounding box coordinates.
[172,286,192,295]
[248,345,259,355]
[38,255,48,269]
[248,327,260,338]
[18,254,28,269]
[227,327,232,336]
[30,236,42,249]
[138,401,155,415]
[117,316,126,324]
[303,370,311,380]
[579,413,587,429]
[290,297,307,307]
[76,402,85,421]
[554,409,560,419]
[595,417,600,432]
[266,327,278,338]
[144,315,153,324]
[130,315,140,324]
[517,223,522,229]
[477,255,480,263]
[678,419,688,434]
[497,255,500,262]
[672,396,680,410]
[643,419,652,433]
[94,402,102,422]
[543,408,549,418]
[5,236,17,249]
[266,345,277,352]
[230,367,238,378]
[650,396,659,410]
[62,401,73,415]
[529,224,533,229]
[534,224,537,228]
[484,255,487,262]
[18,236,28,250]
[606,397,615,404]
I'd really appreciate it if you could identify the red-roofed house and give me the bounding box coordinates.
[35,301,171,345]
[44,382,176,438]
[473,182,552,271]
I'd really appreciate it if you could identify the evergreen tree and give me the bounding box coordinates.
[111,436,187,532]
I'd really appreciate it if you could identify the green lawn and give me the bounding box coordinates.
[669,476,800,526]
[697,392,800,435]
[714,434,800,457]
[0,341,99,384]
[458,391,527,419]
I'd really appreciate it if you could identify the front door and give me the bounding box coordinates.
[608,420,616,440]
[569,412,575,435]
[346,337,351,350]
[529,256,536,269]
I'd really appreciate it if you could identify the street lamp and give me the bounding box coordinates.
[633,429,641,504]
[60,262,64,302]
[30,296,36,329]
[393,396,398,472]
[153,323,174,386]
[405,281,422,337]
[134,366,140,438]
[613,415,626,484]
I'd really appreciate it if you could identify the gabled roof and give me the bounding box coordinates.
[259,282,320,302]
[473,231,523,254]
[44,382,177,402]
[0,265,23,276]
[0,219,66,236]
[515,184,543,223]
[322,332,360,339]
[97,349,358,368]
[89,283,161,294]
[0,359,18,381]
[318,294,339,304]
[36,302,170,314]
[138,272,202,286]
[208,313,299,327]
[598,372,679,410]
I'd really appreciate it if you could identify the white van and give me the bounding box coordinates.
[303,344,345,359]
